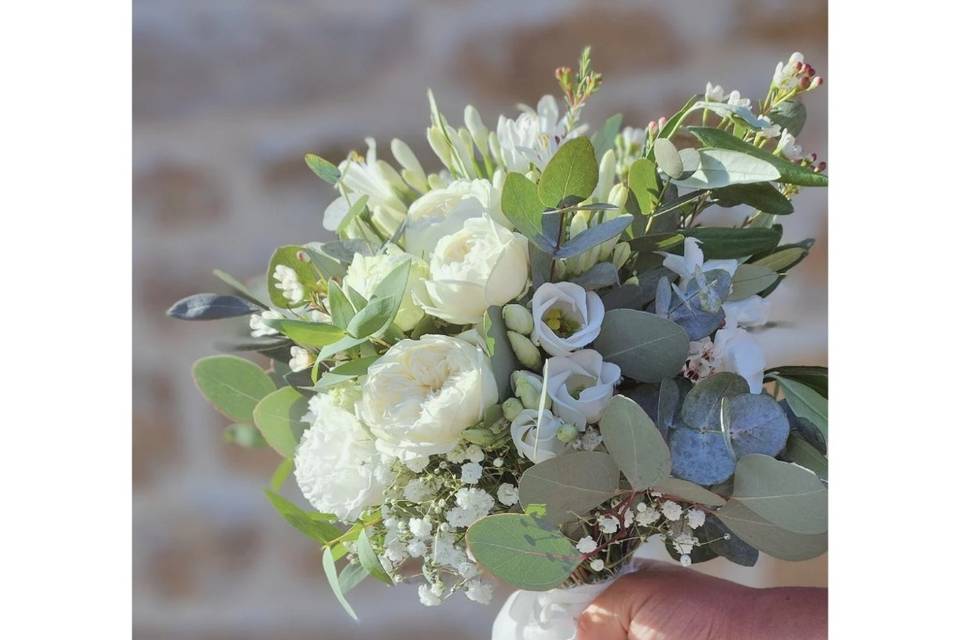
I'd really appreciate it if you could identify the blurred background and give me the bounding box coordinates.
[133,0,827,638]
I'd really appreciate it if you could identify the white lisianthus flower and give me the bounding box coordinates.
[416,217,529,325]
[510,408,567,463]
[342,245,429,332]
[403,178,509,257]
[322,138,407,236]
[359,335,498,462]
[496,95,586,172]
[294,388,395,522]
[531,282,605,357]
[545,350,621,428]
[658,237,739,289]
[713,326,766,393]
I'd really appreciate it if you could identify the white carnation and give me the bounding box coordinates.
[293,389,395,522]
[360,335,498,461]
[342,244,429,331]
[416,216,529,325]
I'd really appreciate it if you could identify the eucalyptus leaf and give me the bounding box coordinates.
[518,451,621,525]
[326,281,355,330]
[267,245,319,308]
[703,515,759,566]
[768,100,807,136]
[720,393,790,458]
[673,149,780,189]
[253,386,310,457]
[167,293,262,321]
[652,477,727,508]
[657,378,680,433]
[681,372,750,430]
[338,562,369,595]
[591,113,623,159]
[687,127,827,187]
[538,137,599,208]
[782,433,828,482]
[628,233,684,253]
[669,426,736,486]
[732,454,827,535]
[317,334,370,361]
[750,246,809,273]
[598,395,671,490]
[466,514,580,591]
[337,195,369,236]
[628,158,659,215]
[593,309,689,383]
[502,172,544,239]
[555,216,631,259]
[192,355,277,422]
[265,319,344,348]
[570,262,619,290]
[729,264,779,300]
[717,498,827,561]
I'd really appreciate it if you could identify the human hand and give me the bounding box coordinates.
[576,560,826,640]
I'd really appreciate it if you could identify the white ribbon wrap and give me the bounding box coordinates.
[490,579,614,640]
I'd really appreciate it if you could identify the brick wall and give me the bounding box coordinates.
[133,1,827,637]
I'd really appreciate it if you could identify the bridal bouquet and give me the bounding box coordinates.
[170,48,827,633]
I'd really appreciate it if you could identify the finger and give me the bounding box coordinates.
[576,574,651,640]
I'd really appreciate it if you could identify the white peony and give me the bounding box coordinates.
[294,387,395,522]
[531,282,605,356]
[359,335,498,462]
[416,217,529,325]
[496,95,586,172]
[510,408,567,463]
[403,178,508,257]
[545,349,621,428]
[342,244,429,332]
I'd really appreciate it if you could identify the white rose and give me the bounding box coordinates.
[531,282,605,356]
[294,388,395,522]
[713,327,766,393]
[359,335,498,462]
[545,350,621,428]
[416,217,529,325]
[510,408,567,463]
[404,178,508,257]
[342,244,429,332]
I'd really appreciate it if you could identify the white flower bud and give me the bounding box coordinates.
[427,126,454,168]
[507,331,543,371]
[464,105,490,156]
[613,242,631,269]
[511,370,548,410]
[501,397,524,421]
[595,149,616,201]
[392,138,428,192]
[503,304,534,335]
[556,423,579,443]
[608,183,629,211]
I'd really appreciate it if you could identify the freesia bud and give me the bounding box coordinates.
[810,76,823,89]
[462,426,498,446]
[503,304,534,335]
[657,116,667,129]
[613,242,631,269]
[556,423,579,443]
[501,397,524,421]
[508,331,543,372]
[608,183,629,211]
[512,370,548,410]
[464,105,490,155]
[799,76,811,90]
[648,120,658,134]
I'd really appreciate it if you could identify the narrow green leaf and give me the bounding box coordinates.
[192,355,277,422]
[357,529,392,585]
[771,375,828,439]
[714,183,794,215]
[729,264,779,300]
[265,319,344,348]
[782,433,828,481]
[682,227,781,259]
[628,158,660,215]
[555,216,631,259]
[212,269,269,308]
[590,113,623,159]
[252,387,310,457]
[750,246,808,273]
[346,295,397,338]
[322,547,359,620]
[327,282,355,330]
[483,306,519,401]
[337,195,369,236]
[304,153,341,184]
[265,490,342,543]
[222,423,267,448]
[687,127,827,187]
[673,149,780,189]
[538,138,599,207]
[269,458,294,492]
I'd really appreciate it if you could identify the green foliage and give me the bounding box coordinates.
[501,172,544,239]
[593,309,689,383]
[357,529,392,585]
[717,498,827,561]
[770,375,828,440]
[598,395,671,490]
[267,245,319,308]
[253,386,310,457]
[768,100,807,136]
[687,127,827,187]
[653,139,684,179]
[192,355,276,422]
[167,293,261,321]
[782,433,828,481]
[673,149,780,189]
[322,547,359,620]
[731,454,827,535]
[729,264,779,300]
[482,306,520,401]
[518,451,621,526]
[538,138,599,207]
[628,158,660,215]
[304,153,341,184]
[652,477,726,508]
[326,281,355,330]
[590,113,623,159]
[222,423,267,448]
[212,268,269,308]
[555,216,631,259]
[765,365,827,398]
[682,227,782,259]
[266,319,344,347]
[714,183,794,215]
[264,490,341,543]
[681,372,750,430]
[466,514,580,591]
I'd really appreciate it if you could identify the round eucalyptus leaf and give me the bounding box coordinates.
[518,451,621,526]
[681,372,750,430]
[678,148,701,180]
[703,515,759,567]
[669,426,736,486]
[653,139,684,179]
[192,355,277,423]
[466,514,580,591]
[720,393,790,458]
[732,454,827,535]
[253,386,310,458]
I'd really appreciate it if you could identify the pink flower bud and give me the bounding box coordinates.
[657,116,667,128]
[817,161,827,172]
[647,120,658,133]
[811,76,823,89]
[800,76,811,90]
